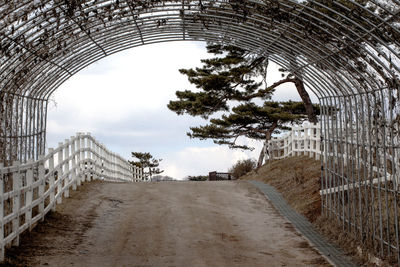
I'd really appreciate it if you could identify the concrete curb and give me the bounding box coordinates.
[248,180,358,267]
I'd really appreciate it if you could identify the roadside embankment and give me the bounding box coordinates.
[241,156,393,266]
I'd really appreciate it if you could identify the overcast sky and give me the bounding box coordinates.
[46,41,316,180]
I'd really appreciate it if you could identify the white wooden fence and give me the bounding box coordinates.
[0,133,142,260]
[265,123,398,195]
[266,123,322,161]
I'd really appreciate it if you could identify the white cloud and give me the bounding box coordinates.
[49,42,211,122]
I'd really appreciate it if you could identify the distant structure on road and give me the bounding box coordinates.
[208,172,234,181]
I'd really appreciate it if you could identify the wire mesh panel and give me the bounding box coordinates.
[0,93,47,164]
[0,0,399,263]
[321,87,400,262]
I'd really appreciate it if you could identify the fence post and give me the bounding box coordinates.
[121,158,125,181]
[93,141,98,180]
[125,158,129,181]
[25,160,33,231]
[304,123,309,157]
[110,153,114,181]
[70,136,77,191]
[134,166,137,181]
[128,164,131,182]
[268,140,274,160]
[108,152,111,181]
[98,144,103,180]
[64,139,70,198]
[87,133,92,182]
[124,158,127,181]
[111,154,114,181]
[298,127,303,156]
[114,155,118,181]
[117,156,121,181]
[113,154,116,181]
[106,146,110,180]
[90,134,95,181]
[0,163,4,261]
[283,135,288,157]
[84,137,87,182]
[12,161,20,247]
[81,134,86,184]
[110,151,113,180]
[48,148,56,212]
[297,126,306,156]
[291,127,296,156]
[103,148,107,180]
[57,142,63,204]
[38,156,45,222]
[90,136,94,181]
[299,126,304,156]
[306,126,309,157]
[115,155,118,181]
[76,134,82,187]
[98,142,102,180]
[116,155,119,180]
[134,167,137,182]
[309,124,314,158]
[315,123,321,160]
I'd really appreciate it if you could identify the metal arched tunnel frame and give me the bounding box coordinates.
[1,0,400,263]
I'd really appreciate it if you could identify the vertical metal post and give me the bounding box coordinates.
[0,163,4,261]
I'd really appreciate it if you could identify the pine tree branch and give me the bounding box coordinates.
[235,77,296,101]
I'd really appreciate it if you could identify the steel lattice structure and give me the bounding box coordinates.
[0,0,400,263]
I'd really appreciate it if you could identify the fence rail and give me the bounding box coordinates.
[0,133,141,260]
[265,123,399,195]
[266,123,322,161]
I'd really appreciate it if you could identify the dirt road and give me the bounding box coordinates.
[5,181,328,267]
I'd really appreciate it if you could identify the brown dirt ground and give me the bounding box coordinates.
[1,180,328,267]
[241,156,395,266]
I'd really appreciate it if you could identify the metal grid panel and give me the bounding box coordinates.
[0,0,400,263]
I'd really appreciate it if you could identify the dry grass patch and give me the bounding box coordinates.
[241,156,396,266]
[241,156,322,222]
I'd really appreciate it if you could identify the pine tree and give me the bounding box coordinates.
[168,43,317,122]
[168,44,319,166]
[129,152,163,181]
[188,101,319,166]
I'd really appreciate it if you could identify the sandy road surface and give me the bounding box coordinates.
[5,181,328,267]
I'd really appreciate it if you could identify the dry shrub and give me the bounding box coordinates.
[242,156,321,222]
[229,159,256,179]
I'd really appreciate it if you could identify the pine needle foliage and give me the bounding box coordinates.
[188,101,319,150]
[129,152,163,180]
[168,43,319,153]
